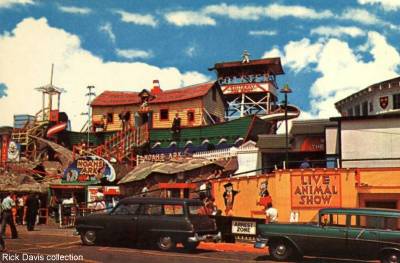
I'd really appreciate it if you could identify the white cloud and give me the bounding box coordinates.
[165,11,216,26]
[340,8,397,29]
[0,17,209,130]
[358,0,400,11]
[0,0,33,8]
[115,10,158,27]
[283,39,323,73]
[185,45,197,57]
[262,46,283,58]
[165,3,334,26]
[99,22,115,43]
[249,30,277,36]
[58,5,92,15]
[264,4,334,19]
[311,26,366,38]
[116,48,153,60]
[203,3,264,20]
[264,32,400,118]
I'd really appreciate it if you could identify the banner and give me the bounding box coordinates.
[291,173,341,208]
[7,141,20,162]
[63,155,116,183]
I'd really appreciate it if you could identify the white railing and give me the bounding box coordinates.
[193,144,258,161]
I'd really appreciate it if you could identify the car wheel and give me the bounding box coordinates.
[81,230,97,246]
[269,240,293,261]
[182,241,200,251]
[157,236,176,251]
[381,251,400,263]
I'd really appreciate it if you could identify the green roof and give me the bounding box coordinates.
[149,115,269,148]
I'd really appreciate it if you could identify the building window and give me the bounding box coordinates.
[369,101,373,112]
[107,113,113,123]
[362,101,368,116]
[160,109,169,120]
[187,111,195,122]
[347,108,353,117]
[393,93,400,109]
[212,87,217,101]
[354,105,361,116]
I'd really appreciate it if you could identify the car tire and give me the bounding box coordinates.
[182,241,200,251]
[157,236,176,251]
[269,239,293,261]
[381,251,400,263]
[81,230,97,246]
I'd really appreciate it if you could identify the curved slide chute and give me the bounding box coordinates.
[260,104,301,122]
[46,122,67,137]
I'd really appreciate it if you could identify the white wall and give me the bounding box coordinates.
[341,118,400,167]
[339,86,400,116]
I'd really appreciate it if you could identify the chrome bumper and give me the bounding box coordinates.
[254,237,268,249]
[188,232,221,243]
[72,230,80,236]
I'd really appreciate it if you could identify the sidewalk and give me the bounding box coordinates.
[198,242,266,254]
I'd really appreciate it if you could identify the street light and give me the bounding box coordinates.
[281,84,292,169]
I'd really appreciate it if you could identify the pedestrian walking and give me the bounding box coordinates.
[25,194,40,231]
[0,203,5,251]
[16,195,24,225]
[1,192,18,238]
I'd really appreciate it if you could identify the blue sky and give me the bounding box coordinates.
[0,0,400,129]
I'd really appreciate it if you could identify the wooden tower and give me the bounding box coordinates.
[209,52,284,120]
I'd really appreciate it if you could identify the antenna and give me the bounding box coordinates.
[50,64,54,85]
[83,85,96,147]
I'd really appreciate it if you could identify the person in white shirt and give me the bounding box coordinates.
[265,203,278,223]
[1,193,18,238]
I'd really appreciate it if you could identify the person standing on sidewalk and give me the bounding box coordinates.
[25,194,40,231]
[16,195,24,225]
[1,192,18,238]
[0,203,5,251]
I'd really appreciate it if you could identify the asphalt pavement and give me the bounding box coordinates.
[0,224,376,263]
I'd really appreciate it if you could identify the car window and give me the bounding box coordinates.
[141,204,162,216]
[112,204,139,215]
[350,215,400,230]
[164,205,184,216]
[321,213,347,227]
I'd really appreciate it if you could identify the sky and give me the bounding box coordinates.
[0,0,400,130]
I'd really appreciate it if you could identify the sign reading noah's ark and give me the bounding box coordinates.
[63,155,116,183]
[291,173,341,209]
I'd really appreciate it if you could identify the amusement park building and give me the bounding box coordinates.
[211,77,400,224]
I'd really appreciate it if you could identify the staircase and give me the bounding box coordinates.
[95,123,149,161]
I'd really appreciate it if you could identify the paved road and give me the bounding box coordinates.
[1,225,374,263]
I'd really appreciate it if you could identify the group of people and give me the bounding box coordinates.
[0,192,40,251]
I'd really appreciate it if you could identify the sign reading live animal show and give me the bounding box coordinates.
[291,173,341,208]
[63,155,116,183]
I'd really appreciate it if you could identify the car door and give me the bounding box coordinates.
[107,203,140,243]
[302,213,348,257]
[137,203,163,241]
[347,215,394,260]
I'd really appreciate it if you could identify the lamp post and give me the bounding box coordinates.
[281,84,292,169]
[85,86,96,147]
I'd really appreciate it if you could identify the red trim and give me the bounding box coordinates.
[158,183,197,189]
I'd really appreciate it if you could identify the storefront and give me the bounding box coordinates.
[211,167,400,223]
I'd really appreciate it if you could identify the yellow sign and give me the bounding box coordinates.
[291,174,341,208]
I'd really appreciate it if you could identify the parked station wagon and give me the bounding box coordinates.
[255,208,400,263]
[75,197,221,251]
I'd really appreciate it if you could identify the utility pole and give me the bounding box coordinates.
[84,86,96,147]
[281,84,292,169]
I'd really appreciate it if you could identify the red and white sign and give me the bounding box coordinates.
[222,83,276,95]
